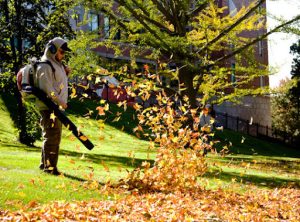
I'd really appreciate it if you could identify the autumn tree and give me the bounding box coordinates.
[73,0,300,107]
[271,40,300,145]
[271,78,300,145]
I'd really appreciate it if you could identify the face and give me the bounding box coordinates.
[55,48,65,62]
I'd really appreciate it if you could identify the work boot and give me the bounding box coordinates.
[43,168,62,176]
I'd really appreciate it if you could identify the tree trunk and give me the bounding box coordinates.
[3,0,18,71]
[178,65,197,108]
[15,0,23,70]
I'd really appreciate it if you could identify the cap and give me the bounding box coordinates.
[204,104,211,109]
[60,42,71,52]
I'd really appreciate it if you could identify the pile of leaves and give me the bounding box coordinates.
[1,187,299,221]
[117,89,211,192]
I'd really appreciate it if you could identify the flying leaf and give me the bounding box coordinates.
[80,135,88,141]
[50,112,56,121]
[96,106,105,116]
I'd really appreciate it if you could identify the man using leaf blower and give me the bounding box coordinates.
[18,37,94,175]
[35,37,71,175]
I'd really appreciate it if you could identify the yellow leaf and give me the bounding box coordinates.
[59,83,65,90]
[172,137,179,143]
[104,104,109,111]
[50,112,56,121]
[180,106,186,113]
[70,87,77,98]
[18,192,26,197]
[113,117,121,122]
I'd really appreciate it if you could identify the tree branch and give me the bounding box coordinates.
[150,0,174,25]
[116,0,172,52]
[130,0,174,35]
[204,14,300,69]
[198,0,265,54]
[188,0,209,18]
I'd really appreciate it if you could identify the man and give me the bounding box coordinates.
[199,104,213,133]
[198,104,215,156]
[35,37,71,175]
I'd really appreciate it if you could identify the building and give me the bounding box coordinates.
[213,0,271,127]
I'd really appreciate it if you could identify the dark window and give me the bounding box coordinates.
[104,16,110,38]
[89,12,99,31]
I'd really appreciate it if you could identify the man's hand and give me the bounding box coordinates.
[201,125,211,133]
[64,66,71,76]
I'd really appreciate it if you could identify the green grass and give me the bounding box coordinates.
[0,93,299,211]
[0,94,154,210]
[203,129,300,191]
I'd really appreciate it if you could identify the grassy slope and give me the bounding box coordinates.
[0,94,154,210]
[0,94,299,211]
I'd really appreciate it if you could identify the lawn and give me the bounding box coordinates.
[0,94,154,210]
[0,93,300,216]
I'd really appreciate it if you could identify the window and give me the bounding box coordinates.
[89,12,99,31]
[114,29,121,40]
[190,0,196,9]
[258,40,263,57]
[104,16,110,38]
[228,0,237,17]
[23,39,31,50]
[231,63,236,86]
[260,76,265,87]
[75,12,83,26]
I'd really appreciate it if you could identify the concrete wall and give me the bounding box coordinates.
[214,95,272,127]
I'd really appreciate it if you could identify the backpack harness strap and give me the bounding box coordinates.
[29,60,56,86]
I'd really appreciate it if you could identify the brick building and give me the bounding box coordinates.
[213,0,271,127]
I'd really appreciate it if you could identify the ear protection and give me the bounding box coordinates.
[48,41,57,54]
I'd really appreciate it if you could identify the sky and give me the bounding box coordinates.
[267,0,300,88]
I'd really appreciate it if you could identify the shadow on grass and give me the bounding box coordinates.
[203,168,300,189]
[12,143,154,169]
[209,155,300,167]
[60,149,154,169]
[0,93,19,127]
[61,173,105,186]
[214,130,300,158]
